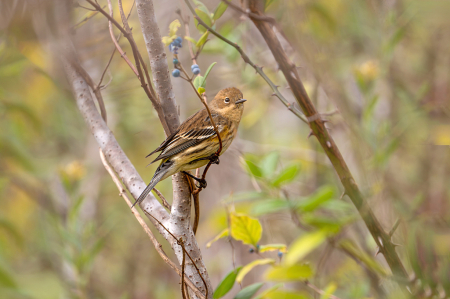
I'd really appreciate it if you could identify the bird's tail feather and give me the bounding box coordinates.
[132,160,173,208]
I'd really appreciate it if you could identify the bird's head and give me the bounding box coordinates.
[210,87,246,120]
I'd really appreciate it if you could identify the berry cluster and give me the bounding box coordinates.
[169,36,202,78]
[168,36,183,54]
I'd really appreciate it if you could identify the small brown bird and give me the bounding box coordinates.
[134,87,246,207]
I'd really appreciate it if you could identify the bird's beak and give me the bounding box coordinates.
[235,99,247,104]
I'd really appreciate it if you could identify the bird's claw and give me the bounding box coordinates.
[209,155,220,165]
[196,179,207,189]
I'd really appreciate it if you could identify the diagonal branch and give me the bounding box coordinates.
[184,0,307,124]
[99,149,205,299]
[246,0,408,283]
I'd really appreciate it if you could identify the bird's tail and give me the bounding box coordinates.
[132,160,173,208]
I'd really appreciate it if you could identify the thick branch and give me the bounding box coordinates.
[247,0,408,282]
[135,0,179,133]
[61,50,170,233]
[134,0,212,297]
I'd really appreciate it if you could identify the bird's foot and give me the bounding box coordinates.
[209,154,220,165]
[182,171,208,189]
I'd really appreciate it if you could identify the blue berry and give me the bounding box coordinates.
[249,248,255,253]
[192,67,200,75]
[169,44,179,54]
[277,251,283,258]
[173,58,179,65]
[174,37,183,47]
[191,64,199,72]
[172,69,180,77]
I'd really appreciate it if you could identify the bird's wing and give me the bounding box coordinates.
[148,109,224,163]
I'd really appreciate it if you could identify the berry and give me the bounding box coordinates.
[172,69,180,77]
[249,248,255,253]
[174,37,183,47]
[191,64,199,72]
[192,67,200,75]
[169,44,179,54]
[277,251,283,258]
[173,58,179,65]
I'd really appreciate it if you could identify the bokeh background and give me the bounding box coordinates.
[1,0,449,298]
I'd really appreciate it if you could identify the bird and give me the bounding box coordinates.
[133,87,246,207]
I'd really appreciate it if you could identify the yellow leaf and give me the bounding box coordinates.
[169,19,181,36]
[265,264,312,281]
[197,87,206,94]
[162,36,175,46]
[206,228,228,248]
[259,244,287,253]
[230,213,262,246]
[284,230,328,266]
[236,259,275,283]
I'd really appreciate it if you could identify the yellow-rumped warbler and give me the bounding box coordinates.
[133,87,246,207]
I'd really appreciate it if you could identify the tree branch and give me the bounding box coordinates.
[134,0,212,297]
[246,0,408,283]
[184,0,307,124]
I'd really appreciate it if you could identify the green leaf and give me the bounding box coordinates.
[193,75,204,89]
[195,8,213,31]
[236,259,275,283]
[194,62,217,90]
[213,2,228,20]
[184,36,198,46]
[244,159,263,178]
[285,230,328,266]
[261,152,279,178]
[320,282,337,299]
[213,266,243,299]
[196,31,209,48]
[193,0,211,15]
[201,62,217,87]
[194,18,207,33]
[297,186,334,212]
[230,213,262,246]
[206,228,229,248]
[223,191,266,203]
[234,282,264,299]
[271,163,300,187]
[259,244,287,253]
[198,87,206,94]
[253,284,283,299]
[265,264,312,281]
[252,199,291,216]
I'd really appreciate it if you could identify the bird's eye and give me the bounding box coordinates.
[224,97,230,103]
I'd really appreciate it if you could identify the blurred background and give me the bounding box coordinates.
[1,0,449,298]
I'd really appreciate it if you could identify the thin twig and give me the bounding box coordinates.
[154,187,171,210]
[184,0,307,124]
[73,9,101,30]
[176,4,197,65]
[98,149,205,299]
[90,0,169,133]
[97,1,136,89]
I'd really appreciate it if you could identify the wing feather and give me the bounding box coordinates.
[146,109,225,163]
